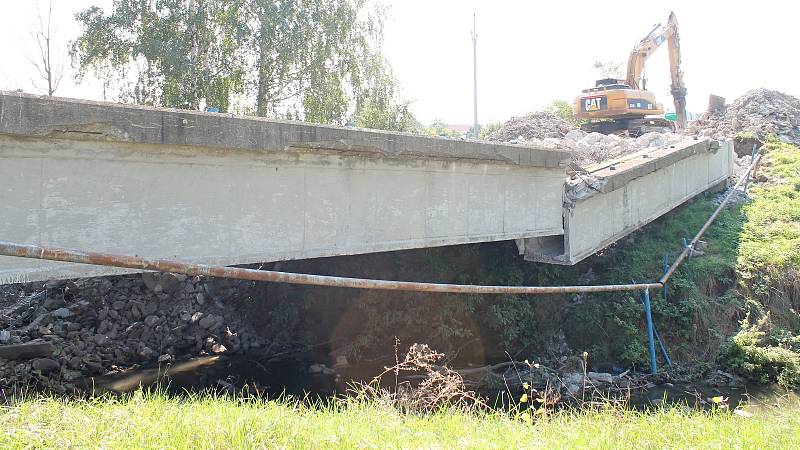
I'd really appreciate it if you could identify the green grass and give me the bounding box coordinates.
[738,141,800,282]
[1,393,799,449]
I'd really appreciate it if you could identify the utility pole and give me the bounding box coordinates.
[471,13,479,139]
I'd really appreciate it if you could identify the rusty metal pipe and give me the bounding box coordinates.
[0,241,662,295]
[660,152,762,285]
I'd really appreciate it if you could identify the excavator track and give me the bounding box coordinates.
[580,117,676,136]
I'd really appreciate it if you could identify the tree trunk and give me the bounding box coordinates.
[255,14,270,117]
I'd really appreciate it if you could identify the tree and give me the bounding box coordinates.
[27,0,64,96]
[592,60,624,79]
[478,121,501,140]
[71,0,411,128]
[72,0,246,110]
[546,99,581,125]
[421,119,462,138]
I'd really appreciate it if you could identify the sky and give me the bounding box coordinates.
[1,0,798,126]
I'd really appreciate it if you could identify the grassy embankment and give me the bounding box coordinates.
[563,139,800,378]
[0,392,799,448]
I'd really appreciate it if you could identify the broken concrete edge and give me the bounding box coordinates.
[566,138,723,201]
[563,176,731,265]
[0,91,571,169]
[526,168,733,266]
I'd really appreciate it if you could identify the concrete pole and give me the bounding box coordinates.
[471,13,479,139]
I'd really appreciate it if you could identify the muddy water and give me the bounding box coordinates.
[87,354,798,413]
[628,382,799,412]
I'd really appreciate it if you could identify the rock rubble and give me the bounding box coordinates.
[688,88,800,145]
[487,111,576,142]
[487,111,687,167]
[0,273,268,393]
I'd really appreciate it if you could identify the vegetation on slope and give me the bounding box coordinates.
[721,140,800,387]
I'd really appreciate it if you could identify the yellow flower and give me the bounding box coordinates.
[520,393,528,403]
[522,382,530,390]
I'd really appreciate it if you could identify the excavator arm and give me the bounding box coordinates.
[625,12,687,129]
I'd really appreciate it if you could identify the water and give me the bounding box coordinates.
[87,354,799,413]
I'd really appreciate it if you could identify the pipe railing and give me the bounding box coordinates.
[660,152,761,285]
[0,240,661,295]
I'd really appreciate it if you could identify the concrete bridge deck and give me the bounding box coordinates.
[0,92,733,284]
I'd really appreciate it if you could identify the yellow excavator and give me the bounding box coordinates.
[574,12,687,135]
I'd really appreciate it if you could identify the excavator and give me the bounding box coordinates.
[574,11,687,135]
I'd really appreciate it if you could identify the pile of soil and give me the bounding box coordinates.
[487,112,576,142]
[556,130,684,167]
[687,88,800,144]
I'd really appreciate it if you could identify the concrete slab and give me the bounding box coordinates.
[0,93,570,284]
[522,138,734,264]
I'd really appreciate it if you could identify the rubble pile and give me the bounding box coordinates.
[487,111,576,142]
[688,88,800,144]
[0,273,269,392]
[487,111,688,167]
[559,130,684,167]
[496,128,685,168]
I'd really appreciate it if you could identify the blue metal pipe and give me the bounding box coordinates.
[653,327,673,370]
[663,254,669,301]
[642,289,658,374]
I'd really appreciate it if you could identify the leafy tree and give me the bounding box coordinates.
[547,99,581,126]
[71,0,411,128]
[478,121,501,140]
[72,0,245,110]
[422,119,462,138]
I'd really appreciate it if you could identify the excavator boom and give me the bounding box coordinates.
[625,12,687,128]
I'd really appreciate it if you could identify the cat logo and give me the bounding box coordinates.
[583,96,607,112]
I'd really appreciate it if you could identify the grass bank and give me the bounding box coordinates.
[0,393,798,449]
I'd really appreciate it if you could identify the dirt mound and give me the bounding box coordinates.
[488,112,576,142]
[688,88,800,144]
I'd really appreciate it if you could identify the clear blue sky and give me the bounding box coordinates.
[1,0,797,125]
